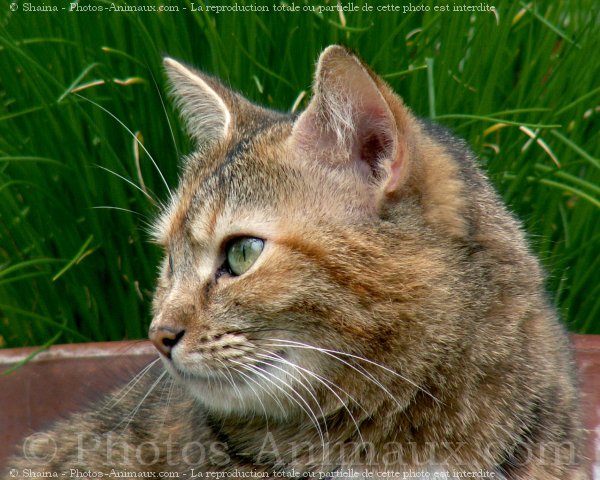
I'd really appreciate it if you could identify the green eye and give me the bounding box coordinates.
[225,237,264,276]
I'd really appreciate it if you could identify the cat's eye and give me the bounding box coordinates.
[225,237,264,277]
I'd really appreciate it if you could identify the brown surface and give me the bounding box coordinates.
[0,340,157,465]
[573,334,600,478]
[0,336,599,475]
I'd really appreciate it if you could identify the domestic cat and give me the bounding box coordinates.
[4,46,587,479]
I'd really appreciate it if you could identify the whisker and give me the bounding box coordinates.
[92,205,148,218]
[116,369,168,432]
[257,350,368,416]
[215,358,245,405]
[149,69,180,160]
[164,375,175,415]
[257,350,367,444]
[251,355,329,438]
[93,164,155,202]
[133,131,150,199]
[265,341,403,409]
[103,357,161,411]
[75,93,172,196]
[157,375,174,430]
[227,326,309,337]
[228,365,272,422]
[91,206,155,232]
[223,347,294,415]
[231,359,327,461]
[266,338,442,405]
[256,351,319,398]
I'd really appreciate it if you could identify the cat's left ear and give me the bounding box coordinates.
[163,57,232,150]
[291,46,411,195]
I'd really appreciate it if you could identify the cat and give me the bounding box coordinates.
[4,45,587,480]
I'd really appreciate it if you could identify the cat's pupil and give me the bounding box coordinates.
[225,237,264,276]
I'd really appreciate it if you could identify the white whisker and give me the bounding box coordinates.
[256,349,367,444]
[231,359,327,462]
[75,93,172,196]
[157,375,175,430]
[215,359,245,406]
[93,164,155,202]
[116,369,168,432]
[103,357,161,411]
[265,341,403,409]
[92,205,147,217]
[266,338,442,405]
[251,355,329,438]
[149,69,180,160]
[228,365,272,421]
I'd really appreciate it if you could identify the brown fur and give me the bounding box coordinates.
[4,46,586,479]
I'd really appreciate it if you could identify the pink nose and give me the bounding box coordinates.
[149,326,185,358]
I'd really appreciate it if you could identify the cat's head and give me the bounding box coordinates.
[149,46,477,420]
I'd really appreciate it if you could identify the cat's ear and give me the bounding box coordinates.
[163,57,231,149]
[291,46,408,195]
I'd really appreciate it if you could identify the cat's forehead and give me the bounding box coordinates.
[194,126,297,205]
[154,126,302,245]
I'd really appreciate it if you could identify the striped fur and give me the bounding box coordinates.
[5,46,587,480]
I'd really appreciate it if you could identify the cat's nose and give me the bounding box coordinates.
[149,326,185,358]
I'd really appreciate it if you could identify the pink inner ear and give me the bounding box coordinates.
[292,51,405,192]
[353,108,397,180]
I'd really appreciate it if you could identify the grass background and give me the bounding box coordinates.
[0,0,598,351]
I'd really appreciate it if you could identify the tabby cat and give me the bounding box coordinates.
[5,46,587,479]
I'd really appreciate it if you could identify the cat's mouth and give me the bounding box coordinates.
[167,350,289,388]
[165,360,230,383]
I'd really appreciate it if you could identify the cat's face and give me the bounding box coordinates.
[149,47,470,419]
[151,130,362,417]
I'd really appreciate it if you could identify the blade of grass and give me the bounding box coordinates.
[0,305,91,342]
[426,57,436,119]
[52,235,95,282]
[1,330,63,377]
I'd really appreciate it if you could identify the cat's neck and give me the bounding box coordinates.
[202,395,447,471]
[198,375,517,474]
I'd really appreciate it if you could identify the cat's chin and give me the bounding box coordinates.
[186,375,297,420]
[159,356,295,419]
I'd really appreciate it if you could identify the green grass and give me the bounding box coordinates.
[0,0,598,349]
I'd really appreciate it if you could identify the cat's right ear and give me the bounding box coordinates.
[290,46,411,197]
[163,58,231,149]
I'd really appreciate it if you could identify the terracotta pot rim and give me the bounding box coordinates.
[0,339,157,366]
